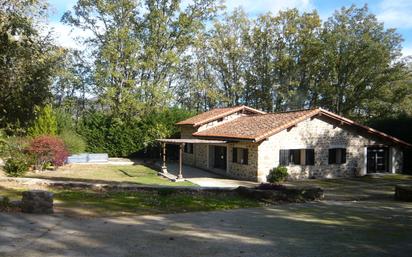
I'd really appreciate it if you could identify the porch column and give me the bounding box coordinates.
[161,143,168,173]
[177,143,185,179]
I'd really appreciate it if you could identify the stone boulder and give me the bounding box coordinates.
[21,190,54,214]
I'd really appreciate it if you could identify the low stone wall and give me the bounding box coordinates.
[235,185,324,203]
[0,177,323,204]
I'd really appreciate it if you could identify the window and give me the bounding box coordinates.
[328,148,346,164]
[279,149,315,165]
[184,143,193,154]
[232,147,248,165]
[305,149,315,165]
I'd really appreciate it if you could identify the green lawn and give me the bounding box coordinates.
[0,183,259,216]
[287,173,412,201]
[23,164,195,187]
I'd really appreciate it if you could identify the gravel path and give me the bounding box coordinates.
[1,199,411,257]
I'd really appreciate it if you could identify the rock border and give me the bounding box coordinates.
[0,177,323,203]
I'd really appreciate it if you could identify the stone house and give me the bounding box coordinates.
[159,106,410,182]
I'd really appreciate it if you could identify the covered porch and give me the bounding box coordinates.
[156,138,228,182]
[154,160,258,188]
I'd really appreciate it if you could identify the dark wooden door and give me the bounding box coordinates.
[367,147,389,173]
[213,146,227,170]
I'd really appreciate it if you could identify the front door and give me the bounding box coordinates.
[367,147,389,173]
[213,146,227,170]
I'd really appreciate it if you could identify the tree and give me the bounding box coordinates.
[317,5,405,119]
[62,0,221,118]
[175,33,222,111]
[0,0,59,132]
[28,104,58,136]
[52,49,92,120]
[208,9,250,106]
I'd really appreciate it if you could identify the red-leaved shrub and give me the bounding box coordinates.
[26,135,69,170]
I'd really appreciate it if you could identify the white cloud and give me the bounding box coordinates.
[46,22,92,49]
[224,0,314,15]
[402,46,412,57]
[377,0,412,28]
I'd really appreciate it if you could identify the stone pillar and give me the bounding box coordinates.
[161,143,168,173]
[177,143,184,179]
[21,190,53,214]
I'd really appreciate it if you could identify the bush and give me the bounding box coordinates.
[267,166,288,183]
[4,154,30,177]
[28,104,58,137]
[59,130,86,154]
[26,135,69,170]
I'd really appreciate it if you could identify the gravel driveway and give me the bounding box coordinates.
[1,199,411,257]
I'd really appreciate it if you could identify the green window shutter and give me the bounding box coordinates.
[279,150,289,165]
[305,149,315,165]
[243,149,248,165]
[232,147,238,163]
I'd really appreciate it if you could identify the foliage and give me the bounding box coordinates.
[0,0,59,130]
[28,105,58,137]
[0,130,7,156]
[3,154,30,177]
[267,166,289,183]
[52,49,92,120]
[176,5,409,120]
[77,112,141,157]
[0,135,30,159]
[62,0,221,118]
[59,130,86,154]
[55,108,75,134]
[77,108,193,157]
[26,135,69,170]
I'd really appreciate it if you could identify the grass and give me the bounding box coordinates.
[287,173,412,201]
[21,164,195,187]
[0,182,260,217]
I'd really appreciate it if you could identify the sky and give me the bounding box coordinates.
[47,0,412,56]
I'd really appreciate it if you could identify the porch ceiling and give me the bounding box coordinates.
[156,138,227,145]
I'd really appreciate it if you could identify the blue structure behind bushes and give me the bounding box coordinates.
[67,153,109,164]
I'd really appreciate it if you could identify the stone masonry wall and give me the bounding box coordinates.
[257,116,403,182]
[226,142,258,181]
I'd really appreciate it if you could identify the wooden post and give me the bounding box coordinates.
[161,143,168,173]
[177,143,184,179]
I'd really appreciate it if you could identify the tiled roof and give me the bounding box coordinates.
[176,105,265,127]
[193,109,320,142]
[191,107,412,147]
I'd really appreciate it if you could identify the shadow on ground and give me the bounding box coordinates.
[1,199,411,257]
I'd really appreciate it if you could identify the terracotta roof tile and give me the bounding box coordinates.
[176,105,265,126]
[193,109,320,142]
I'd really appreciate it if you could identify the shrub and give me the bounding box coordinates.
[59,130,86,154]
[26,135,69,170]
[4,154,30,177]
[28,104,57,137]
[77,108,194,157]
[267,166,288,183]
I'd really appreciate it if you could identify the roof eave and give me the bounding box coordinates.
[193,134,256,142]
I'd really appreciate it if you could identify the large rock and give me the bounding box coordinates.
[21,190,54,214]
